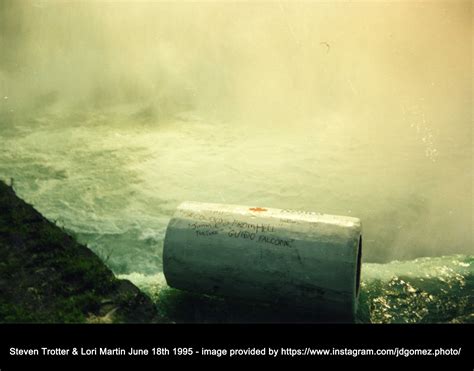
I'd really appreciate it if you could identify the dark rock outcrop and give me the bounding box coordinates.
[0,180,161,323]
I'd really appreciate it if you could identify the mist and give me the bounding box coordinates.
[0,0,472,266]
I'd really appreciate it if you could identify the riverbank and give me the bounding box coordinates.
[0,180,161,323]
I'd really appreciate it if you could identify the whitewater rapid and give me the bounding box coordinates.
[0,107,472,322]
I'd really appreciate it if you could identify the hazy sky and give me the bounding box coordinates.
[1,1,471,128]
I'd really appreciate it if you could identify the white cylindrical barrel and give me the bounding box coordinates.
[163,201,362,319]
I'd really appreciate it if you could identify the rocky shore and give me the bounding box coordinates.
[0,180,161,323]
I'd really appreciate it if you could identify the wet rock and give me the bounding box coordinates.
[0,180,162,323]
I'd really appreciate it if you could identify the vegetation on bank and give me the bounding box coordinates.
[0,180,161,323]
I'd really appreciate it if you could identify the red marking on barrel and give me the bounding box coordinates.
[249,207,267,212]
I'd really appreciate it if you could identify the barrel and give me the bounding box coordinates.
[163,201,362,319]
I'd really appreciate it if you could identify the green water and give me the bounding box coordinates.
[0,109,472,323]
[0,1,472,322]
[118,255,473,323]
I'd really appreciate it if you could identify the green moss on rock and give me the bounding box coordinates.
[0,180,162,323]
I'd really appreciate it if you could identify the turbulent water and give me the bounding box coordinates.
[0,1,472,322]
[0,108,472,323]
